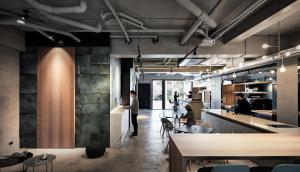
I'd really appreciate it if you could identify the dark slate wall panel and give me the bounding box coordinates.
[19,47,37,148]
[75,47,111,147]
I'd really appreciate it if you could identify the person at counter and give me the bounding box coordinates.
[234,93,252,115]
[123,90,139,137]
[181,104,195,126]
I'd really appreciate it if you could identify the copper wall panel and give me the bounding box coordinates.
[37,47,75,148]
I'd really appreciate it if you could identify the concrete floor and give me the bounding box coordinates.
[4,109,256,172]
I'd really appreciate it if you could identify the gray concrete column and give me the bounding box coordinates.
[211,76,222,109]
[277,57,298,126]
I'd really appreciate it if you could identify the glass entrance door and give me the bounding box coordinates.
[152,80,163,109]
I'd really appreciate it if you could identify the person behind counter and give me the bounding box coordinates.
[234,93,252,115]
[181,104,195,126]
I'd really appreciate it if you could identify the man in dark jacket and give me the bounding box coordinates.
[234,93,252,115]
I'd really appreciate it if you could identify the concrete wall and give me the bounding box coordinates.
[0,27,24,154]
[110,58,121,110]
[0,46,20,154]
[277,57,298,126]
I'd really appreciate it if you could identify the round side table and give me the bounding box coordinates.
[23,154,56,172]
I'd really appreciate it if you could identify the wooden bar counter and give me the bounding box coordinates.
[169,133,300,172]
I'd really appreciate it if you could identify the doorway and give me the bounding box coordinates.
[37,47,75,148]
[138,83,151,109]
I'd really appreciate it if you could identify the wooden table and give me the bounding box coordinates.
[169,134,300,172]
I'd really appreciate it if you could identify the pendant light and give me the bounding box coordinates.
[278,22,285,72]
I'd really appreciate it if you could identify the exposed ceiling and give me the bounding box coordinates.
[257,10,300,35]
[0,0,256,34]
[1,0,300,72]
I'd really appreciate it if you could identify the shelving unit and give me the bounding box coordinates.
[222,81,272,106]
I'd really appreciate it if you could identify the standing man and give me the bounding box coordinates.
[234,93,252,115]
[124,90,139,137]
[173,91,179,104]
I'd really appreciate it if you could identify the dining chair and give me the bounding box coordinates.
[271,164,300,172]
[250,166,273,172]
[198,165,250,172]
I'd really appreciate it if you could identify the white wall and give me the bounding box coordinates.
[110,58,121,110]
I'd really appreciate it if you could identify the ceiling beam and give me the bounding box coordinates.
[222,0,300,43]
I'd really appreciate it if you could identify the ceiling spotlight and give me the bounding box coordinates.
[296,45,300,50]
[232,72,237,78]
[206,69,209,72]
[259,72,262,74]
[270,70,275,74]
[213,70,217,73]
[269,77,273,81]
[280,64,286,72]
[16,19,25,25]
[285,51,291,57]
[262,43,270,49]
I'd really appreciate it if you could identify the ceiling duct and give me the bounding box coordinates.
[104,0,131,43]
[0,20,81,42]
[175,0,217,28]
[37,11,102,33]
[175,0,217,45]
[25,0,87,14]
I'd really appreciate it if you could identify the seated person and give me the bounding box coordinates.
[181,104,195,126]
[234,93,252,115]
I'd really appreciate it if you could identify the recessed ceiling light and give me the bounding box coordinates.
[269,77,273,81]
[270,70,275,74]
[259,72,262,74]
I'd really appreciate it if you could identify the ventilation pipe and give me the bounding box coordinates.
[118,12,144,27]
[180,19,204,45]
[25,0,87,14]
[175,0,217,45]
[0,20,81,42]
[211,0,268,39]
[104,0,131,43]
[175,0,217,28]
[38,11,102,33]
[102,28,205,35]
